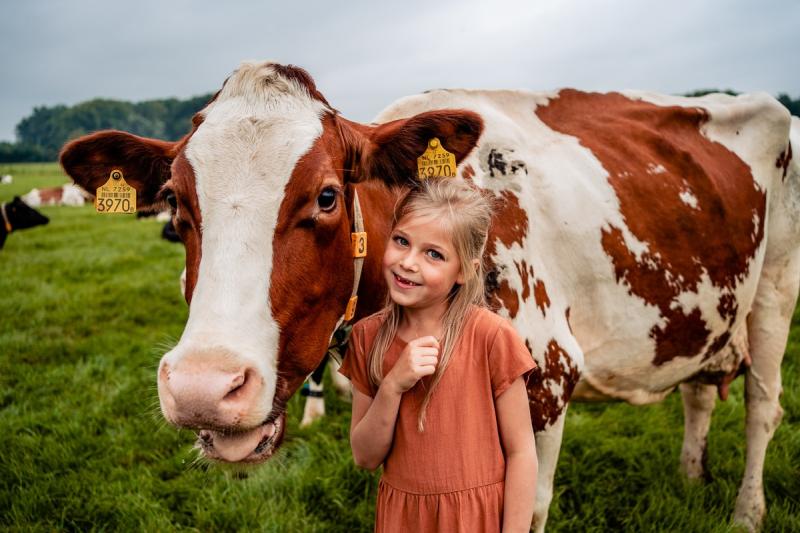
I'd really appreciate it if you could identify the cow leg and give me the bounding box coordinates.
[328,357,353,401]
[733,263,798,531]
[300,356,328,428]
[531,410,567,533]
[679,381,716,481]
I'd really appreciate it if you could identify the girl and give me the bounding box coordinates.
[339,178,537,532]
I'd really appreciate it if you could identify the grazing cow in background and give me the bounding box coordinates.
[60,62,798,532]
[137,210,182,242]
[0,196,49,249]
[298,353,352,428]
[161,218,181,243]
[22,183,93,207]
[1,175,12,185]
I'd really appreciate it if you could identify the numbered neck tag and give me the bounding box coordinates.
[96,169,136,214]
[417,138,457,180]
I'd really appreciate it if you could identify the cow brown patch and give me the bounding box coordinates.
[168,155,202,302]
[271,64,333,108]
[533,279,550,315]
[461,164,475,181]
[490,190,528,250]
[705,331,731,360]
[652,307,711,365]
[517,260,531,301]
[39,187,63,204]
[717,292,738,324]
[493,279,520,318]
[527,339,580,432]
[537,90,766,365]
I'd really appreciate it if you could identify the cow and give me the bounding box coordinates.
[0,196,49,249]
[21,183,93,207]
[59,61,798,532]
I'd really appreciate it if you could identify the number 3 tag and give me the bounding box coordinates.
[95,169,137,214]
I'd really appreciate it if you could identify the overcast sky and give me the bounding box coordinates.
[0,0,797,142]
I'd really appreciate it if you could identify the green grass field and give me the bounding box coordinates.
[1,163,797,532]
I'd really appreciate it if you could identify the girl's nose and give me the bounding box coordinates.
[399,252,419,271]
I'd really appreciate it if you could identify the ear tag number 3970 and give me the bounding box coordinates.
[417,138,457,180]
[96,169,137,214]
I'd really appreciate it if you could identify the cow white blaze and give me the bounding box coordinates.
[157,63,328,460]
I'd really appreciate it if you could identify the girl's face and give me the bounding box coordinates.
[382,213,465,312]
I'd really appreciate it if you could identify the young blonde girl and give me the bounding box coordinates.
[339,179,537,533]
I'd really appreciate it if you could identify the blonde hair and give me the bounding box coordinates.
[367,178,494,431]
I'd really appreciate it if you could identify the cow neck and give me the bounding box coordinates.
[0,203,12,233]
[327,188,367,359]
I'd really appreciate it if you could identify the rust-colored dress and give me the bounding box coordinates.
[339,305,536,533]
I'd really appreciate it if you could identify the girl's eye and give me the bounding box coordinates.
[393,235,408,246]
[427,249,444,260]
[317,187,337,211]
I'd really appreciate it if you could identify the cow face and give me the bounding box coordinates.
[60,61,482,464]
[5,196,50,229]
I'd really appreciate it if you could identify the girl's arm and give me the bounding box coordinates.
[348,385,403,470]
[349,336,439,470]
[497,376,537,533]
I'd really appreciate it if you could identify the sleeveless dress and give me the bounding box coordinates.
[339,305,536,533]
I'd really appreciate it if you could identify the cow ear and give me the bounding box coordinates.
[59,130,178,209]
[347,110,483,186]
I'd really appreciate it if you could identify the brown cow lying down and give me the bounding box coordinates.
[60,62,799,532]
[21,183,93,207]
[0,196,49,249]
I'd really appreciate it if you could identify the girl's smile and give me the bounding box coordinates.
[392,272,422,288]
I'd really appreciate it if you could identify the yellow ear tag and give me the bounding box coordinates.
[95,169,137,214]
[417,138,457,180]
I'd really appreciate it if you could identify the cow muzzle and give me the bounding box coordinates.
[157,347,284,463]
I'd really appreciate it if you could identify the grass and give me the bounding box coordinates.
[1,162,798,532]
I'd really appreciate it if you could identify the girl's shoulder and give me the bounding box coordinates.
[465,305,511,336]
[351,310,388,340]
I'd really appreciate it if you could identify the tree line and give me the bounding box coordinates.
[0,94,212,162]
[1,90,798,163]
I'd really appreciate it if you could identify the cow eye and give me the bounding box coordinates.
[166,192,177,210]
[317,187,337,211]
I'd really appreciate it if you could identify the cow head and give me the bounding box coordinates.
[3,196,50,230]
[60,61,482,464]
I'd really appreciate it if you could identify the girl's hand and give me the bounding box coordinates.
[384,336,439,395]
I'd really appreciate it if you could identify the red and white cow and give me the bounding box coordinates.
[21,183,93,207]
[60,62,798,532]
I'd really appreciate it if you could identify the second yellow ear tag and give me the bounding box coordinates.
[95,169,136,214]
[417,138,456,180]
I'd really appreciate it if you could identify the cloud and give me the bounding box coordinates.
[0,0,797,141]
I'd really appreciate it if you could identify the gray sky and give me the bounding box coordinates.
[1,0,797,142]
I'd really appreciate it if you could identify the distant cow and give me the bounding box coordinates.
[22,183,93,207]
[0,196,49,249]
[60,62,799,532]
[0,175,12,185]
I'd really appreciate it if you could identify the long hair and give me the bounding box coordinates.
[367,178,494,431]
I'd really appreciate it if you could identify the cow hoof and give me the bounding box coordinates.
[680,460,706,482]
[680,457,712,483]
[732,492,765,532]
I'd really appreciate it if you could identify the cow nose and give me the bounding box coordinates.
[158,356,264,430]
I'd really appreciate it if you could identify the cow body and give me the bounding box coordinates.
[22,183,93,207]
[60,62,798,532]
[377,88,782,402]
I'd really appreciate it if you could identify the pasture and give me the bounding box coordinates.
[1,162,798,532]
